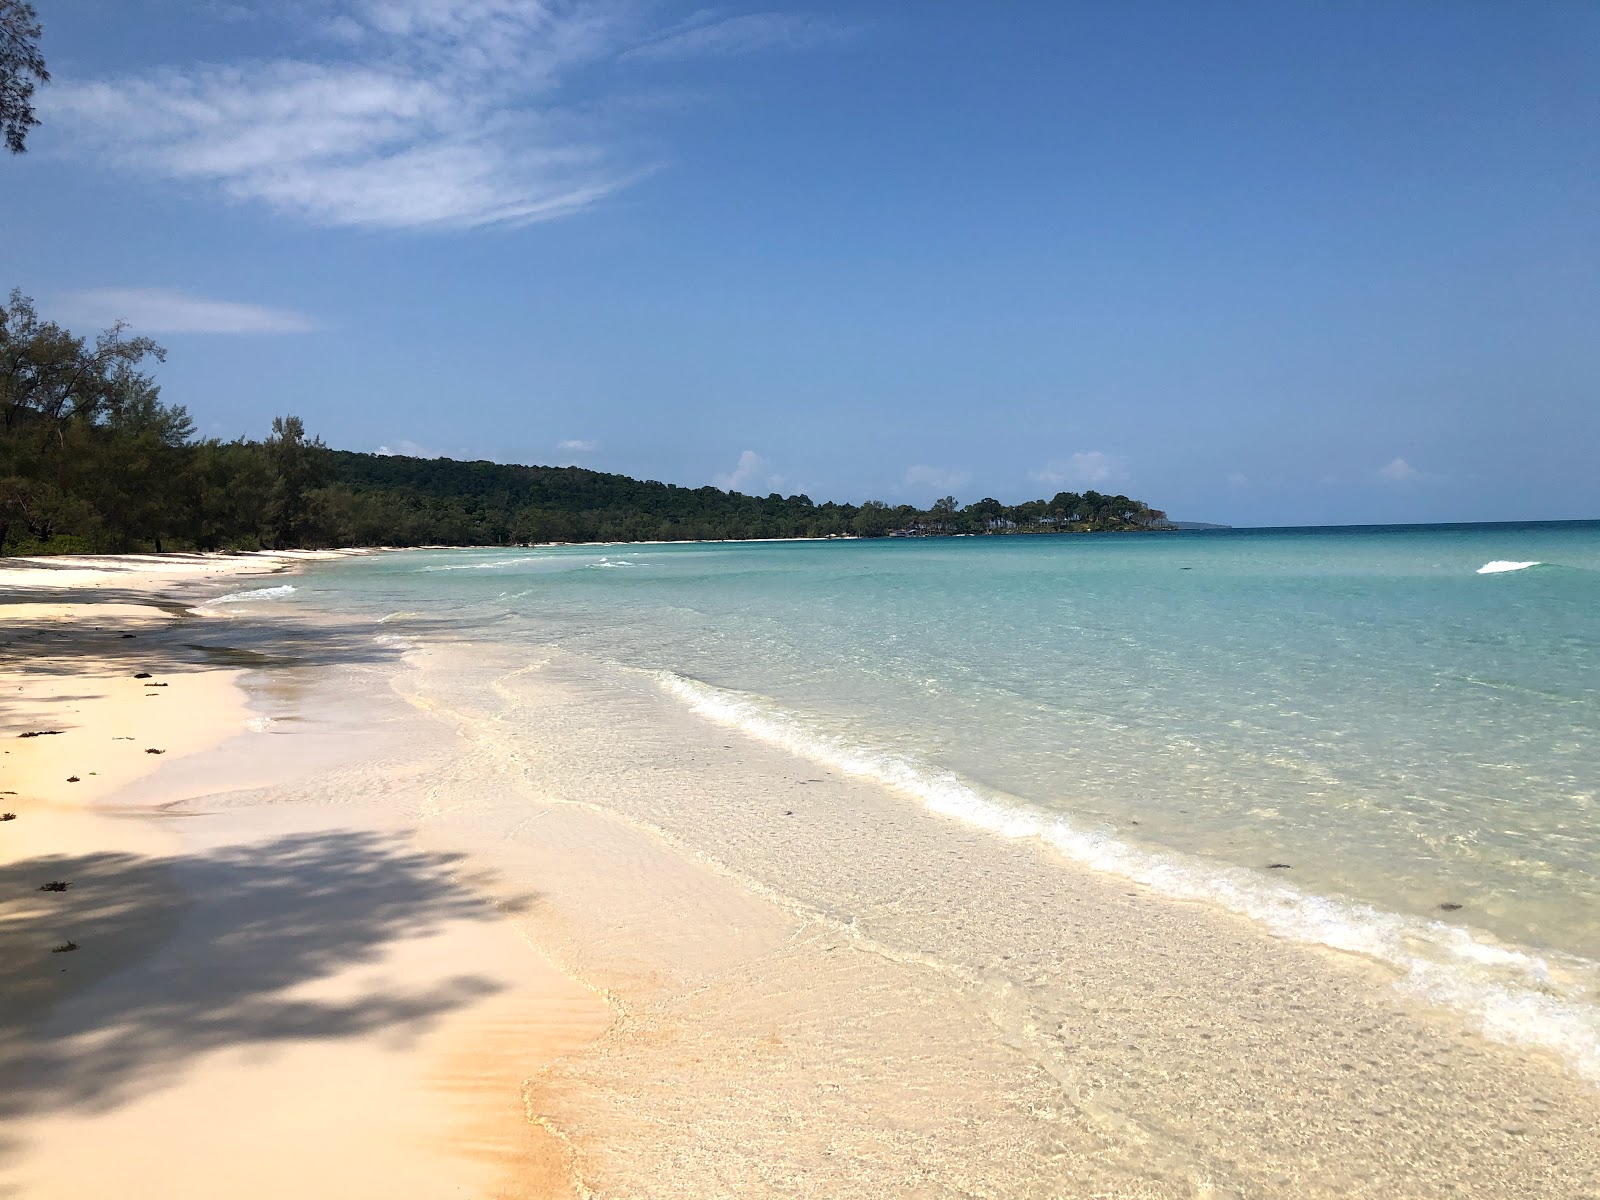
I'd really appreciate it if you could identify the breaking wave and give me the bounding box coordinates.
[657,669,1600,1083]
[202,583,296,606]
[420,556,545,572]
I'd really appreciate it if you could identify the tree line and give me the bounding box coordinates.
[0,290,1169,554]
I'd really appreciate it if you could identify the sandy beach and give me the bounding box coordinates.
[4,550,1600,1198]
[0,552,607,1198]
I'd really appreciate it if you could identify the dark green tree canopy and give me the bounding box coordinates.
[0,1,48,154]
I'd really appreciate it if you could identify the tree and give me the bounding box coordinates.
[1049,491,1084,526]
[967,497,1004,530]
[852,499,894,538]
[1,1,48,154]
[184,438,274,550]
[1012,499,1046,530]
[90,377,194,551]
[0,290,167,551]
[264,414,328,548]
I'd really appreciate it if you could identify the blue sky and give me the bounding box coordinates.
[4,1,1597,525]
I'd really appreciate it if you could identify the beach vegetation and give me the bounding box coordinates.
[0,290,1169,552]
[0,0,48,154]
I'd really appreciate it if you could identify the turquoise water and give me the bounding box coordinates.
[266,522,1600,1073]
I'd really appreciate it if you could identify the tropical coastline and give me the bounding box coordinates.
[5,542,1600,1197]
[6,0,1599,1194]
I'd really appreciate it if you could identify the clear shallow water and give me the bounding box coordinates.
[284,523,1600,1075]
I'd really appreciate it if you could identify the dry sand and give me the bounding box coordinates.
[0,553,605,1199]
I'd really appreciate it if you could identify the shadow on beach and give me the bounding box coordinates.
[0,596,472,732]
[0,829,518,1167]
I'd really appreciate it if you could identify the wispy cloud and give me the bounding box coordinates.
[45,2,851,232]
[623,11,856,62]
[715,448,784,493]
[557,438,599,452]
[55,287,319,334]
[902,464,971,492]
[1029,450,1127,490]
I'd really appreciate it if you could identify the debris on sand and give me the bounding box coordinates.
[52,941,77,953]
[39,881,69,892]
[145,748,166,755]
[19,730,63,738]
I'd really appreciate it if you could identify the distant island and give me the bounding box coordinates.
[1,290,1168,553]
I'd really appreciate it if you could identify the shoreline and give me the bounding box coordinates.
[399,639,1600,1197]
[0,551,606,1198]
[4,550,1600,1196]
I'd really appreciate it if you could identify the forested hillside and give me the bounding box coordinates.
[1,290,1169,553]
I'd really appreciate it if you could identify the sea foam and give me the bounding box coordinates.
[657,670,1600,1083]
[420,556,544,572]
[203,583,296,605]
[1477,560,1542,574]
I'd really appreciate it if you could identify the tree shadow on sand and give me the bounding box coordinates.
[0,586,472,676]
[0,596,476,737]
[0,829,523,1165]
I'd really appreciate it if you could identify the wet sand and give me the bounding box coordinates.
[397,642,1600,1199]
[3,552,1600,1197]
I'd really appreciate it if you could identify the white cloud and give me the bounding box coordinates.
[557,438,598,452]
[377,439,432,457]
[55,287,318,334]
[902,464,972,492]
[714,449,784,493]
[624,12,855,62]
[1226,471,1249,487]
[1378,457,1440,483]
[1029,450,1126,490]
[45,2,849,232]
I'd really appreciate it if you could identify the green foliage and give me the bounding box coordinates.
[0,290,1169,555]
[1,1,47,154]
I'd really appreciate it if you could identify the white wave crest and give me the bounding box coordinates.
[657,670,1600,1083]
[1477,561,1542,574]
[587,557,643,569]
[420,556,544,572]
[203,583,296,606]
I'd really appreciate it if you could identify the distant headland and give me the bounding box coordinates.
[1,289,1169,554]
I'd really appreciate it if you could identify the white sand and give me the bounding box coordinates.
[0,553,604,1199]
